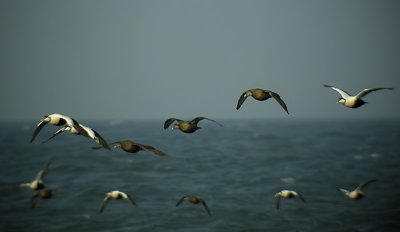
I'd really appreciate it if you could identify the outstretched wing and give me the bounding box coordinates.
[200,199,212,216]
[275,196,281,209]
[125,194,137,206]
[41,127,67,144]
[190,117,222,127]
[31,192,40,208]
[337,188,349,194]
[324,85,351,98]
[355,88,393,98]
[269,91,289,114]
[236,91,249,110]
[296,192,306,203]
[30,119,48,143]
[176,196,186,207]
[36,162,51,181]
[72,120,90,137]
[164,118,181,129]
[99,196,111,213]
[356,179,377,191]
[92,130,111,150]
[139,144,169,156]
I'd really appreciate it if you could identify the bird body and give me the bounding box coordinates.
[236,88,289,114]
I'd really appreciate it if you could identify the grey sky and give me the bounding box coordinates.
[1,0,399,121]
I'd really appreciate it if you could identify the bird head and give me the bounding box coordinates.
[337,98,345,104]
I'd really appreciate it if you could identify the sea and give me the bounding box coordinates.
[0,118,399,232]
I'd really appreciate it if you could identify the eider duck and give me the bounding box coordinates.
[42,123,110,150]
[31,189,53,208]
[176,195,211,216]
[337,179,377,200]
[94,140,168,156]
[324,85,393,108]
[30,113,84,143]
[20,162,51,191]
[164,116,222,133]
[236,88,289,114]
[274,190,306,209]
[99,190,136,213]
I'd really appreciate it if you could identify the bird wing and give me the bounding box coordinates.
[36,162,51,181]
[200,199,212,216]
[236,91,249,110]
[99,196,111,213]
[176,196,186,207]
[81,128,111,150]
[191,117,223,127]
[31,192,40,208]
[138,144,168,156]
[324,85,351,98]
[73,120,90,137]
[95,131,111,150]
[356,179,377,191]
[41,127,67,144]
[275,196,281,209]
[296,192,306,203]
[355,88,394,98]
[269,91,289,114]
[30,119,48,143]
[164,118,181,129]
[125,193,137,206]
[92,141,120,150]
[337,188,349,194]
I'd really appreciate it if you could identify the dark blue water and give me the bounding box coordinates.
[1,119,399,232]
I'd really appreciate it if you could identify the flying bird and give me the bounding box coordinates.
[337,179,377,200]
[99,190,136,213]
[274,190,306,209]
[42,123,111,150]
[30,113,84,143]
[236,88,289,114]
[324,85,393,108]
[176,195,211,216]
[20,162,51,191]
[31,189,53,208]
[93,140,168,156]
[164,116,222,133]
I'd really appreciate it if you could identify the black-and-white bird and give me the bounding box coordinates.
[176,195,211,216]
[164,117,222,133]
[337,179,377,200]
[274,190,306,209]
[99,190,136,213]
[42,123,110,150]
[324,85,394,108]
[30,113,84,143]
[236,88,289,114]
[20,162,51,191]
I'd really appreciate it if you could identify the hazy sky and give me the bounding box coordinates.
[1,0,399,121]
